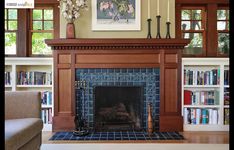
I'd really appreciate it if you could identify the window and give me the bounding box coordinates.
[4,1,59,57]
[181,8,206,56]
[5,9,18,55]
[217,9,229,55]
[30,8,54,55]
[176,0,229,57]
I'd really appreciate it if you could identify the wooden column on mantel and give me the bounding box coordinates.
[45,38,190,132]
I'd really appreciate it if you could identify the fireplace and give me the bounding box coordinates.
[45,38,190,132]
[75,68,160,131]
[94,86,143,131]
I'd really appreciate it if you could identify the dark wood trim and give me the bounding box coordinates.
[35,0,59,4]
[46,38,190,132]
[207,4,218,56]
[176,0,229,4]
[18,10,29,56]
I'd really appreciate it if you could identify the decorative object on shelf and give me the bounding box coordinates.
[147,19,152,39]
[60,0,88,38]
[147,102,153,135]
[166,0,171,38]
[147,0,152,38]
[165,22,171,39]
[92,0,141,31]
[156,15,161,39]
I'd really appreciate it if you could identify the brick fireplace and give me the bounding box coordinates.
[45,38,189,132]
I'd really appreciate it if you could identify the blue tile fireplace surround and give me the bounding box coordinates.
[75,68,160,131]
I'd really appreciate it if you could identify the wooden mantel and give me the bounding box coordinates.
[45,38,190,132]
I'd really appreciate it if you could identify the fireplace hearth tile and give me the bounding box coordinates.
[49,131,184,141]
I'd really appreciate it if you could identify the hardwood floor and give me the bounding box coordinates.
[42,131,229,144]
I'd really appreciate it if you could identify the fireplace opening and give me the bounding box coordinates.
[94,86,143,131]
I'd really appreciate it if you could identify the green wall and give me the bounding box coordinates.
[60,0,175,38]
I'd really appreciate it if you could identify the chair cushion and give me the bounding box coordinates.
[5,118,43,150]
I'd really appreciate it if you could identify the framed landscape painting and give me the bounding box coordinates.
[92,0,141,31]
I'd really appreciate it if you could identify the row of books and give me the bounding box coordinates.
[184,108,219,125]
[41,91,52,106]
[17,71,52,85]
[5,72,11,85]
[41,108,52,124]
[184,90,219,105]
[224,70,229,85]
[224,108,229,125]
[184,69,220,85]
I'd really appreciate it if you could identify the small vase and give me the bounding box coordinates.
[66,22,75,39]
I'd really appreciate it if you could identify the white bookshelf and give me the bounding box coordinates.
[182,58,229,131]
[5,57,54,131]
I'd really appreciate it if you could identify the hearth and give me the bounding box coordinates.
[75,68,160,131]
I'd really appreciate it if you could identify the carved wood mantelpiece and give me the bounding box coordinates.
[45,38,190,132]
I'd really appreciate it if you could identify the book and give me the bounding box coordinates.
[191,108,196,124]
[184,90,192,105]
[208,109,213,124]
[201,109,208,124]
[196,108,201,124]
[48,108,53,124]
[211,109,218,124]
[224,108,229,125]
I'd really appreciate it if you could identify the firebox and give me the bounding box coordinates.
[94,86,143,131]
[75,68,160,131]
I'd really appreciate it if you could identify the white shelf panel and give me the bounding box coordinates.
[224,105,229,108]
[5,85,12,88]
[184,85,220,88]
[16,85,52,88]
[42,105,53,108]
[184,105,220,108]
[224,85,229,88]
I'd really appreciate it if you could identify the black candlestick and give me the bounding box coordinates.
[147,19,152,39]
[166,22,171,39]
[156,15,161,39]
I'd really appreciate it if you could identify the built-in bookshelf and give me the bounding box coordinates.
[5,57,53,131]
[182,58,229,131]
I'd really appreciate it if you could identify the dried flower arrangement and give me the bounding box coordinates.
[60,0,88,23]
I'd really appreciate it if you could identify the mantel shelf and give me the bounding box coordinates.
[45,38,190,50]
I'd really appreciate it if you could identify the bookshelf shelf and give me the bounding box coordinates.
[182,58,229,131]
[5,57,54,131]
[16,85,53,88]
[5,85,12,88]
[184,105,220,108]
[42,105,53,108]
[184,85,220,88]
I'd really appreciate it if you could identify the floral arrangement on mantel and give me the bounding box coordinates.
[60,0,88,23]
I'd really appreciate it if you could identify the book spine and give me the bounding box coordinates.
[196,108,201,124]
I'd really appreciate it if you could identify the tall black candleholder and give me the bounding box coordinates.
[156,15,161,39]
[165,22,171,39]
[147,19,152,39]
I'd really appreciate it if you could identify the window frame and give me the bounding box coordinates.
[175,0,229,57]
[217,7,229,57]
[180,6,207,57]
[5,9,18,56]
[5,0,60,57]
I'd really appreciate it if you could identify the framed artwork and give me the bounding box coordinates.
[92,0,141,31]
